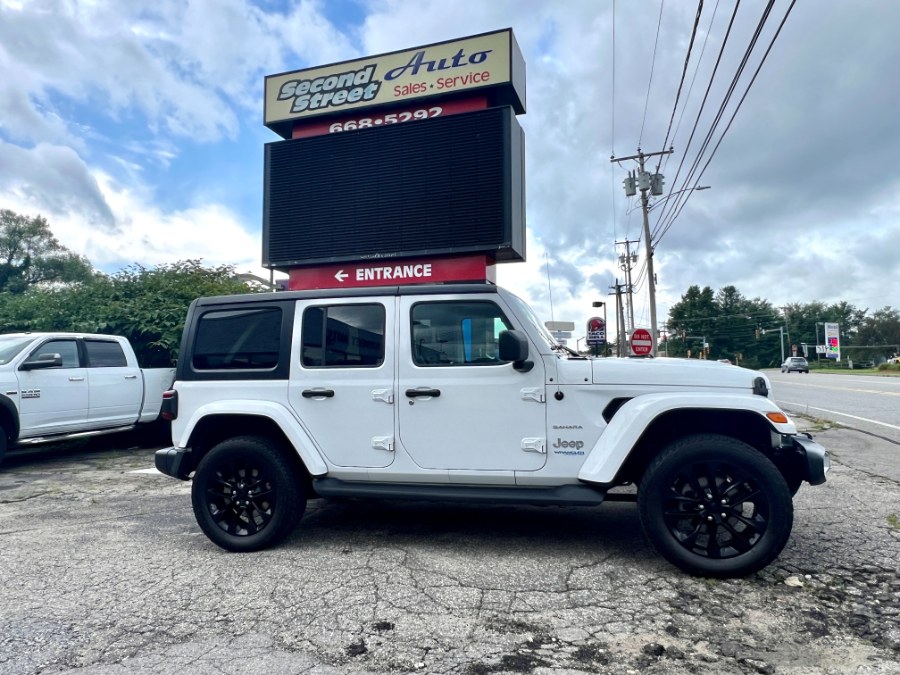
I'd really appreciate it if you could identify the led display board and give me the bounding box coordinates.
[263,106,525,270]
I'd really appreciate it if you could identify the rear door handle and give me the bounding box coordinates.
[68,377,85,382]
[124,375,138,380]
[302,388,335,398]
[405,388,441,398]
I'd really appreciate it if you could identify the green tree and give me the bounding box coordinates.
[0,210,95,293]
[0,260,260,366]
[782,300,866,363]
[665,285,717,359]
[855,306,900,361]
[665,285,780,367]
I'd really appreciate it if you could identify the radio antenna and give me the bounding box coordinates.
[545,251,556,324]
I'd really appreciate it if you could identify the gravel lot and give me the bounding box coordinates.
[1,423,898,675]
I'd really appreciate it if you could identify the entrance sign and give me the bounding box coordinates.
[288,254,496,290]
[631,328,653,356]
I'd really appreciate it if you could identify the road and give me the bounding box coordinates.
[769,369,900,483]
[769,370,900,433]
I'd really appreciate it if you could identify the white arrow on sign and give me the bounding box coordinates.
[334,270,348,282]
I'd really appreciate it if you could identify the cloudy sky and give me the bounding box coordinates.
[1,0,897,342]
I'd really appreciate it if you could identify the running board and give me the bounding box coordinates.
[14,425,137,447]
[312,477,610,506]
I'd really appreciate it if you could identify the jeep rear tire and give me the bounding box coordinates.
[191,436,305,552]
[638,434,793,578]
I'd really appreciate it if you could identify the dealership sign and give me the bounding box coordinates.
[264,29,525,136]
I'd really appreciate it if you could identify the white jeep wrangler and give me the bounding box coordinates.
[155,283,828,577]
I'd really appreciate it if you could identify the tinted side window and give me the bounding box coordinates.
[411,301,512,366]
[84,340,128,367]
[302,304,385,367]
[31,339,80,368]
[193,307,282,370]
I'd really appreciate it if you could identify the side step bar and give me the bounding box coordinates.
[14,425,137,447]
[313,477,613,506]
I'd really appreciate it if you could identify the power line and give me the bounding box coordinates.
[656,0,705,174]
[638,0,666,148]
[662,0,722,177]
[650,0,742,235]
[656,0,797,244]
[610,0,619,247]
[654,0,768,240]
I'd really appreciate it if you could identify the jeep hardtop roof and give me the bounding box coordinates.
[191,282,500,308]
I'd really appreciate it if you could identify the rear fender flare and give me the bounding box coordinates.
[577,392,795,484]
[177,400,328,476]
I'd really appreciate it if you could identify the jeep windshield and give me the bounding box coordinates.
[502,291,559,351]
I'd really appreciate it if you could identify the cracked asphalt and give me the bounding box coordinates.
[0,423,899,675]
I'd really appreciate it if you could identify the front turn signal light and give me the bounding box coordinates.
[766,412,789,424]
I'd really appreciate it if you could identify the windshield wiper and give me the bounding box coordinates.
[551,343,586,358]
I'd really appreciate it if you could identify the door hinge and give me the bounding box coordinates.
[372,436,394,452]
[521,438,546,454]
[372,388,394,404]
[520,387,545,403]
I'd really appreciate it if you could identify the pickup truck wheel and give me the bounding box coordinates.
[191,436,305,552]
[638,434,793,578]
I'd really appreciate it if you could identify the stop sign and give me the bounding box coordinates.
[631,328,653,356]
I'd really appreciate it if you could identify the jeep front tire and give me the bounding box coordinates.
[637,434,793,578]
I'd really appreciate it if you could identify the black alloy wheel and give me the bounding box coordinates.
[191,436,305,552]
[638,434,793,578]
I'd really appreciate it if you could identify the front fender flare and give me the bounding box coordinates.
[177,399,328,476]
[577,392,795,484]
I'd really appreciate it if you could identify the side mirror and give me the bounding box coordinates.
[20,353,63,370]
[498,330,534,373]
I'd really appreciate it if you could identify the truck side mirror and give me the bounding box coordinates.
[499,330,533,373]
[20,353,64,370]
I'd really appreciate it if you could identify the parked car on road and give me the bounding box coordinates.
[781,356,809,373]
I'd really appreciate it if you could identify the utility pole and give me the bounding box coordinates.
[611,279,626,356]
[611,148,673,356]
[616,239,638,332]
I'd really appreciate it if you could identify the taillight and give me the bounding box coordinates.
[160,389,178,421]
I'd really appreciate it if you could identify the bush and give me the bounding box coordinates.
[0,260,261,366]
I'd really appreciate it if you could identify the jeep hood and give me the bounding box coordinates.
[590,357,765,391]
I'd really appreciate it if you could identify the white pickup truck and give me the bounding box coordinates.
[154,284,829,577]
[0,332,175,463]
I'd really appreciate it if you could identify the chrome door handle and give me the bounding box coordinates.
[125,375,138,379]
[68,377,85,382]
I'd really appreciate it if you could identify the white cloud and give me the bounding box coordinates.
[1,0,899,346]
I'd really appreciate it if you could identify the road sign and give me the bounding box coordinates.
[545,321,575,332]
[631,328,653,356]
[586,317,606,346]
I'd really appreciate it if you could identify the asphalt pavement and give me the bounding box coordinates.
[0,423,899,675]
